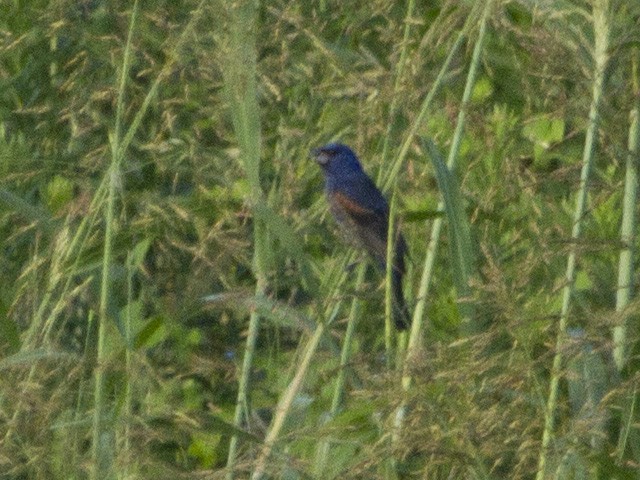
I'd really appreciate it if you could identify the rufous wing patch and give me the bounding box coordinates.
[332,191,376,218]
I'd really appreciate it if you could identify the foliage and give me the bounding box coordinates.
[0,0,639,479]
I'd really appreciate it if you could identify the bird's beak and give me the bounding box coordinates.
[310,147,328,166]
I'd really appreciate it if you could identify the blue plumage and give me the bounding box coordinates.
[312,143,410,330]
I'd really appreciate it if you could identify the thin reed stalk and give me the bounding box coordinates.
[405,0,490,381]
[536,1,610,477]
[614,47,640,465]
[250,247,353,478]
[313,264,365,477]
[384,191,400,365]
[613,49,639,372]
[251,317,332,480]
[226,290,264,478]
[91,0,206,475]
[92,2,139,478]
[379,0,416,174]
[383,25,468,193]
[376,0,416,363]
[220,1,265,477]
[391,2,490,472]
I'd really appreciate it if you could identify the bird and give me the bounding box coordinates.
[311,142,410,330]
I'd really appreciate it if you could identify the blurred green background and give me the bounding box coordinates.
[1,0,639,478]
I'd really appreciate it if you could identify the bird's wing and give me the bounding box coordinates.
[332,190,383,219]
[331,190,389,264]
[332,186,406,271]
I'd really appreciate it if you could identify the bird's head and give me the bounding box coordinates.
[311,143,363,178]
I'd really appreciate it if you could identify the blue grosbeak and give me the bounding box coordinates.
[312,143,410,330]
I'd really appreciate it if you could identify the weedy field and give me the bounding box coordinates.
[1,0,639,479]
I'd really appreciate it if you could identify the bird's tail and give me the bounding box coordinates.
[392,269,410,330]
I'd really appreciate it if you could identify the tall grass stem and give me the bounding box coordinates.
[220,1,265,476]
[613,47,640,467]
[613,49,639,371]
[405,0,490,369]
[379,0,416,180]
[313,265,365,477]
[536,1,610,477]
[251,323,328,480]
[91,2,139,478]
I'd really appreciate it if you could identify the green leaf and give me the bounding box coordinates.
[471,76,493,103]
[127,238,151,268]
[133,315,167,349]
[403,208,444,222]
[44,175,74,214]
[522,115,565,168]
[422,138,477,323]
[188,432,222,469]
[522,116,564,147]
[574,270,593,291]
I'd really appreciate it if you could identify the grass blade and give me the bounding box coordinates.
[423,138,476,317]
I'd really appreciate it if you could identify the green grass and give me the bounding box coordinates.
[1,1,640,479]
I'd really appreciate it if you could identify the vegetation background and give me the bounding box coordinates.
[1,0,639,478]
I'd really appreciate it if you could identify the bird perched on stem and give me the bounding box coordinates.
[311,143,410,330]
